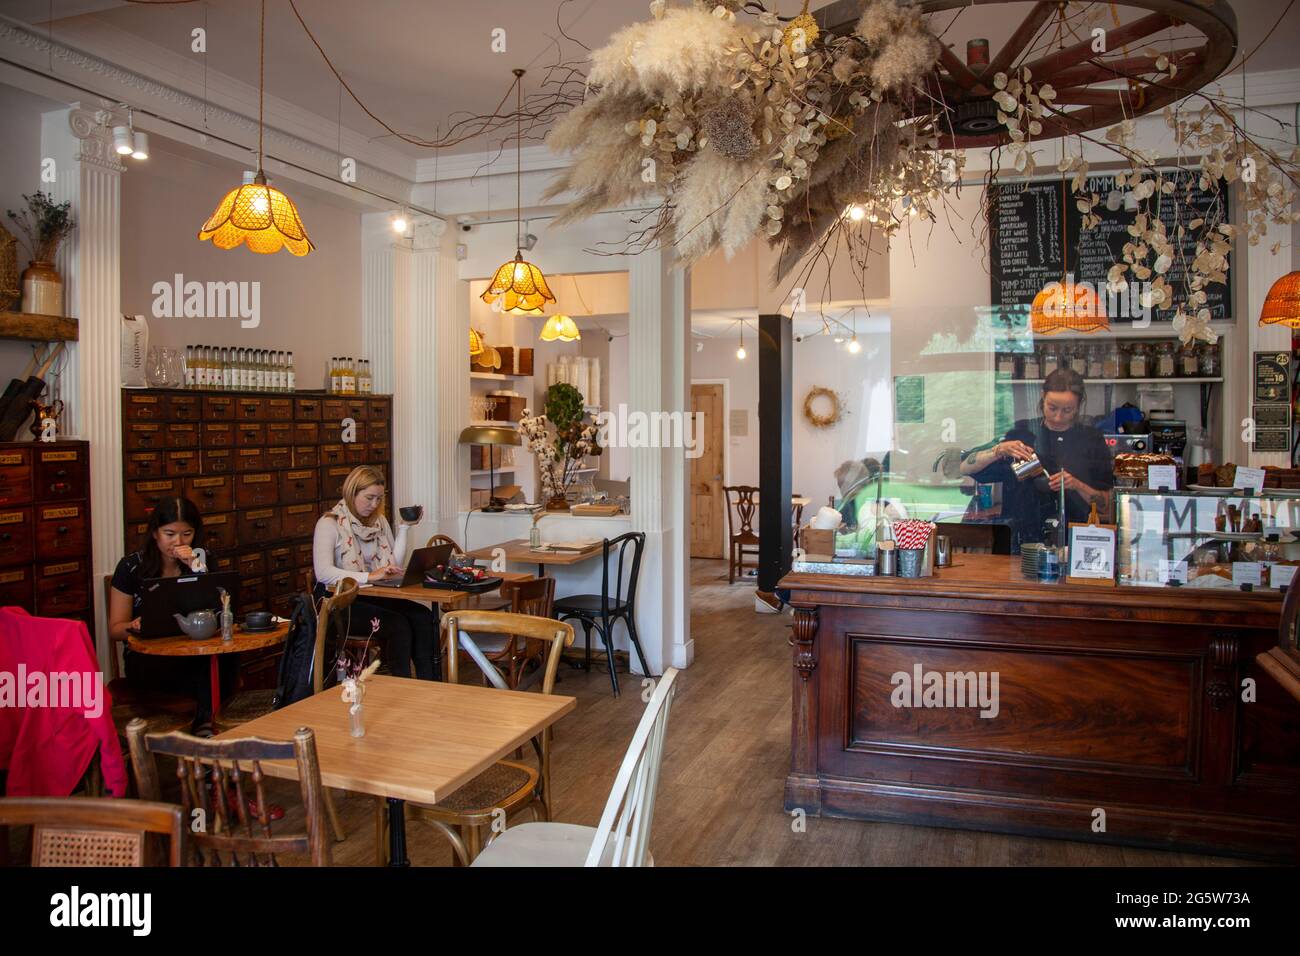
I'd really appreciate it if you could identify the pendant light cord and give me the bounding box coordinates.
[257,0,265,176]
[515,68,524,253]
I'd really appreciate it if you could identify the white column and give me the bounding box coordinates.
[362,214,461,542]
[43,106,124,665]
[627,245,693,674]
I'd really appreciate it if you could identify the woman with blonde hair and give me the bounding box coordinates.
[312,464,434,679]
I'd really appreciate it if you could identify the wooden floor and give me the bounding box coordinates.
[259,558,1252,866]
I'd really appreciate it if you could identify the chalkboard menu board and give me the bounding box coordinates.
[989,169,1232,323]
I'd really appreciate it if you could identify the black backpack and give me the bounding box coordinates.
[272,593,329,709]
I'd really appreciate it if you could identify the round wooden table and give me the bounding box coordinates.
[127,622,290,718]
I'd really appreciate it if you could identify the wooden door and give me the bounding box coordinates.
[690,384,725,558]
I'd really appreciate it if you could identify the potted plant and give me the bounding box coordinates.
[519,382,601,510]
[6,192,75,316]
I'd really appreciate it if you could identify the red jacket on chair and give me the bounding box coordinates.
[0,607,127,797]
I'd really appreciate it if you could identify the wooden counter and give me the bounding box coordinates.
[779,554,1300,861]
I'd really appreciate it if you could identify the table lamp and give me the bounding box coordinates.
[458,425,521,513]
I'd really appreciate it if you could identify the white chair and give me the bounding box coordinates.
[472,667,679,867]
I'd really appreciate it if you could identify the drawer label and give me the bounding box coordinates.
[242,474,273,484]
[287,471,313,480]
[286,505,313,514]
[136,481,174,492]
[205,449,232,457]
[206,424,232,432]
[239,555,262,567]
[0,454,25,465]
[208,398,232,406]
[267,446,291,455]
[130,424,161,432]
[129,453,159,461]
[246,508,274,519]
[0,511,26,524]
[168,451,196,460]
[191,477,226,488]
[44,562,81,576]
[129,395,159,404]
[0,569,27,584]
[40,451,78,462]
[270,399,291,407]
[42,507,80,520]
[239,449,263,457]
[170,424,196,431]
[207,514,230,525]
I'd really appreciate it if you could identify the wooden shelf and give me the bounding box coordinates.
[0,310,78,342]
[1002,377,1222,385]
[471,468,515,476]
[471,370,532,380]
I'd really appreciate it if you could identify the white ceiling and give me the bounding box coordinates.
[6,0,1298,161]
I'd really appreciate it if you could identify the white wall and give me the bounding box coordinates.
[120,137,364,387]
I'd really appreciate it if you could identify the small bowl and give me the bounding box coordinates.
[244,611,273,630]
[399,505,423,522]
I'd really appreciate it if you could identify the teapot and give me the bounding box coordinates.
[173,609,218,639]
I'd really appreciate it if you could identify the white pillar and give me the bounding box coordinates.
[627,245,693,673]
[42,105,124,665]
[361,213,462,541]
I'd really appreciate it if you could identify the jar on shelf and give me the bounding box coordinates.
[1040,343,1060,375]
[1178,341,1199,377]
[1198,341,1221,377]
[1154,341,1177,378]
[1128,342,1150,379]
[995,350,1016,378]
[1086,343,1105,379]
[1103,341,1126,379]
[1069,344,1088,376]
[1021,348,1041,381]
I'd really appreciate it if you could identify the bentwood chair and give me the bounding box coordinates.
[554,532,650,695]
[465,576,556,688]
[126,719,332,866]
[0,796,184,867]
[724,485,760,583]
[217,577,360,843]
[374,610,575,865]
[473,668,679,867]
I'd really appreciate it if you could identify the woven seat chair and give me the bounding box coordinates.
[215,577,360,844]
[468,577,555,689]
[0,796,183,867]
[373,610,574,865]
[126,719,331,866]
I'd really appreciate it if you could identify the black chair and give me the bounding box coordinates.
[554,532,650,695]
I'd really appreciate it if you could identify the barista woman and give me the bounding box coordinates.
[960,367,1113,550]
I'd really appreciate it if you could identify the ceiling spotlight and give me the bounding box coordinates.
[848,204,865,222]
[520,232,538,251]
[112,126,133,155]
[131,130,149,160]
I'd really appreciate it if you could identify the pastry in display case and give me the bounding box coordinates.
[1115,487,1300,589]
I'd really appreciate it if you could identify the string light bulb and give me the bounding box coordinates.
[848,204,865,222]
[736,322,747,360]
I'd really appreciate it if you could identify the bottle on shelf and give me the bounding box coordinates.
[196,345,208,390]
[286,351,296,392]
[184,345,195,388]
[327,357,337,394]
[235,347,247,391]
[342,357,356,396]
[220,348,232,389]
[359,359,372,395]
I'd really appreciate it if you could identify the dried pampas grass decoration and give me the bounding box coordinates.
[672,151,766,263]
[870,33,938,90]
[589,6,742,99]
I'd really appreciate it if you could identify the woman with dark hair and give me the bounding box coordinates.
[108,497,235,736]
[961,367,1113,550]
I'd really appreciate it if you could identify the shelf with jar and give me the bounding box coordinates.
[994,338,1222,383]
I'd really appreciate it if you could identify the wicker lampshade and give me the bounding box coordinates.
[1258,271,1300,327]
[198,174,313,256]
[481,252,555,315]
[539,314,581,342]
[1030,280,1108,335]
[469,327,484,356]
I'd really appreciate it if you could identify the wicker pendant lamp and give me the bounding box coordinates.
[198,0,313,256]
[539,314,581,342]
[1031,167,1107,335]
[1258,271,1300,327]
[480,69,554,315]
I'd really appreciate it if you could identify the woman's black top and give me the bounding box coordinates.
[968,418,1114,549]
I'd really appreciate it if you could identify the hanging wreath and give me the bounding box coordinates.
[803,387,842,429]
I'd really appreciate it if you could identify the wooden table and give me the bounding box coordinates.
[215,675,576,866]
[467,538,604,577]
[127,622,289,719]
[358,572,533,679]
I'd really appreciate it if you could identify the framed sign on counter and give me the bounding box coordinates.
[1066,521,1117,586]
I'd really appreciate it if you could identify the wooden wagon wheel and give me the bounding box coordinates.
[813,0,1239,150]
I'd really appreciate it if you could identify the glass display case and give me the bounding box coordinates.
[1115,488,1300,589]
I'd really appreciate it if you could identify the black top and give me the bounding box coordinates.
[968,419,1114,549]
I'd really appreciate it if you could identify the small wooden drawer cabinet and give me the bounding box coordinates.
[0,441,93,631]
[120,389,393,618]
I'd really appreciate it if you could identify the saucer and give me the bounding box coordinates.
[240,622,279,633]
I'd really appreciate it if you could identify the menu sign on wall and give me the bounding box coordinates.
[988,169,1232,323]
[1252,351,1291,453]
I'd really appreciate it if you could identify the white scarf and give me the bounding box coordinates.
[330,500,395,573]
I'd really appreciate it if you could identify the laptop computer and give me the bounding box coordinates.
[136,571,241,639]
[368,544,454,588]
